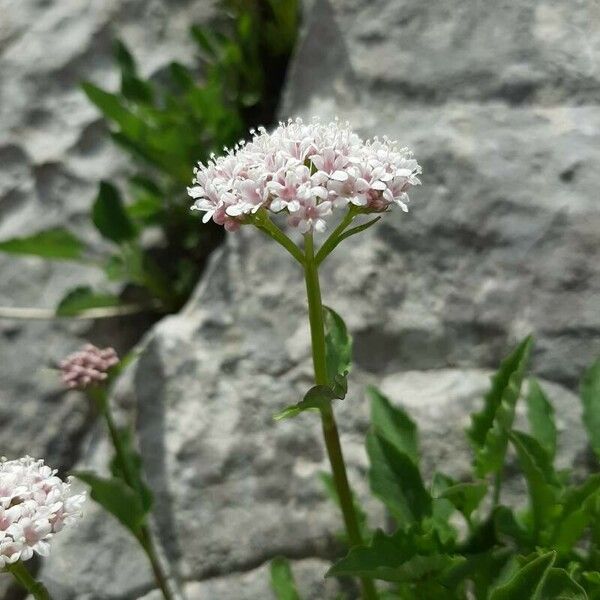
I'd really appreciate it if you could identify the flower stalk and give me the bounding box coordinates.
[90,387,182,600]
[303,233,378,600]
[6,562,51,600]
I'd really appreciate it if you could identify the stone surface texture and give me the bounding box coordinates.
[2,0,599,599]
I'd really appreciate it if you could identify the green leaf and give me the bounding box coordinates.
[109,427,153,514]
[327,529,463,583]
[367,431,431,525]
[274,376,347,421]
[541,568,588,599]
[467,336,533,476]
[509,431,561,539]
[581,358,600,460]
[270,557,301,600]
[553,474,600,553]
[489,551,556,600]
[0,228,86,260]
[527,378,557,459]
[369,386,419,465]
[438,482,488,521]
[323,305,352,385]
[92,182,137,243]
[56,286,120,317]
[74,471,146,537]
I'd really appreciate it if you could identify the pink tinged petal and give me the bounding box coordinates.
[330,170,348,182]
[287,200,300,212]
[371,180,387,191]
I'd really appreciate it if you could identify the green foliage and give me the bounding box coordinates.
[526,378,557,460]
[0,228,86,260]
[1,0,299,316]
[74,471,148,537]
[55,286,120,317]
[323,305,352,385]
[270,557,302,600]
[468,336,533,476]
[273,376,347,420]
[581,359,600,460]
[322,340,600,600]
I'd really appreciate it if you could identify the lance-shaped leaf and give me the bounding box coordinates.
[327,529,463,583]
[581,358,600,460]
[92,182,137,244]
[552,474,600,553]
[323,305,352,385]
[109,427,153,514]
[56,286,121,317]
[509,431,561,540]
[438,481,488,522]
[0,228,86,260]
[468,336,533,476]
[369,386,419,465]
[274,375,347,421]
[270,557,302,600]
[74,471,147,538]
[367,431,431,525]
[526,378,557,460]
[541,568,588,600]
[489,551,556,600]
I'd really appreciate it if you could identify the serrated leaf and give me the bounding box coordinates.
[270,557,301,600]
[0,228,86,260]
[74,471,146,537]
[509,431,561,540]
[323,305,352,385]
[553,474,600,553]
[541,568,588,599]
[439,482,488,521]
[56,286,120,316]
[92,182,137,243]
[527,378,557,459]
[109,427,153,514]
[468,336,533,476]
[489,551,556,600]
[581,358,600,460]
[369,386,419,465]
[367,432,431,525]
[274,377,347,421]
[327,529,462,583]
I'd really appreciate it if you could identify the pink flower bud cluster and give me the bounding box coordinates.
[60,344,119,390]
[0,456,85,567]
[188,117,422,233]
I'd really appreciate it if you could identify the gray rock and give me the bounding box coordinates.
[0,0,216,468]
[139,559,342,600]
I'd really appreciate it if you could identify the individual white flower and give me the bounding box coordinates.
[0,457,85,568]
[188,117,421,233]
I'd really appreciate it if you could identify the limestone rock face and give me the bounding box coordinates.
[4,0,600,599]
[0,0,215,466]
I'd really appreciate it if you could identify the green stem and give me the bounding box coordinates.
[6,561,51,600]
[314,207,356,265]
[252,209,305,265]
[91,388,181,600]
[303,234,378,600]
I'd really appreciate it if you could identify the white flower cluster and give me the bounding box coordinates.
[189,117,421,233]
[0,457,85,567]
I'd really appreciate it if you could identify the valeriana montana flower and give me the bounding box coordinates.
[188,117,421,232]
[60,344,119,390]
[0,457,85,567]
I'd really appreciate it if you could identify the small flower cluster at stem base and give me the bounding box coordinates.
[188,117,422,233]
[0,457,85,568]
[60,344,119,390]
